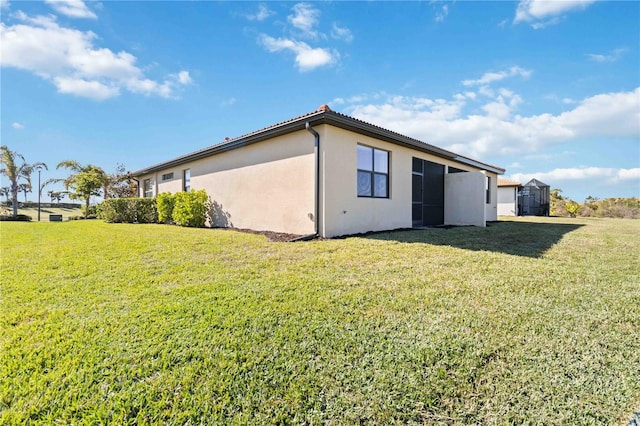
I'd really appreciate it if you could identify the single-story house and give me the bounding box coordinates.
[132,105,505,238]
[497,178,522,216]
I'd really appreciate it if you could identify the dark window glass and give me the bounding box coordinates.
[486,176,491,204]
[183,169,191,192]
[412,157,423,173]
[357,145,389,198]
[412,174,422,202]
[143,179,153,198]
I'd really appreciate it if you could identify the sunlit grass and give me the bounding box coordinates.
[1,217,639,424]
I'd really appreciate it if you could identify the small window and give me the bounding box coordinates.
[183,169,191,192]
[162,172,174,181]
[486,176,491,204]
[143,179,153,198]
[357,145,389,198]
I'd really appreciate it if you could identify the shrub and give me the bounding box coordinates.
[136,199,158,224]
[98,199,135,223]
[69,215,97,220]
[172,190,209,228]
[81,205,97,218]
[0,214,32,222]
[565,201,581,218]
[98,198,158,224]
[157,192,175,224]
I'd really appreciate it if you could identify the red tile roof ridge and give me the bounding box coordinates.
[498,178,522,186]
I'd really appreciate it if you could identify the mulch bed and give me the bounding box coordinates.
[217,227,305,242]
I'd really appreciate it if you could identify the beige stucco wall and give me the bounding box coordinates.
[497,186,518,216]
[139,131,316,235]
[319,125,499,237]
[137,123,500,238]
[445,171,486,227]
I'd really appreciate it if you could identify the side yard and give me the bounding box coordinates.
[1,217,639,424]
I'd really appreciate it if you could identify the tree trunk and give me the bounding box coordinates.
[85,198,90,218]
[11,184,18,217]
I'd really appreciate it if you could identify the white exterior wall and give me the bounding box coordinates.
[484,174,498,222]
[319,125,498,237]
[139,131,316,235]
[444,171,486,227]
[498,186,518,216]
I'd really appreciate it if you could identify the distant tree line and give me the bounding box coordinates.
[1,145,137,219]
[551,189,639,219]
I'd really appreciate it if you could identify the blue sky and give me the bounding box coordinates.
[1,0,639,202]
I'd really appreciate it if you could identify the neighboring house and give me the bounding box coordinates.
[132,105,505,238]
[497,178,522,217]
[518,178,550,216]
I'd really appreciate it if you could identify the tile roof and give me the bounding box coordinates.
[133,104,505,176]
[498,178,522,187]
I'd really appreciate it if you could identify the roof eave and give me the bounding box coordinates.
[132,109,505,176]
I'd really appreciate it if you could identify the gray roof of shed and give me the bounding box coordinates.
[132,105,505,176]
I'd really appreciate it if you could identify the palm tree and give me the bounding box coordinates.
[0,186,9,203]
[18,183,31,202]
[0,145,46,217]
[57,160,108,217]
[20,162,48,202]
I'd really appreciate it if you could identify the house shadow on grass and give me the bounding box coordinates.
[362,221,584,258]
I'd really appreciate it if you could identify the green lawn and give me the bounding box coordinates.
[1,218,639,424]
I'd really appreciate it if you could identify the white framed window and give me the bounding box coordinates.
[143,179,153,198]
[357,144,389,198]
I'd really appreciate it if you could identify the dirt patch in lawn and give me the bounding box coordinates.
[219,227,304,242]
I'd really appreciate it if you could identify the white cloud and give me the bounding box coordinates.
[0,0,10,10]
[0,12,192,100]
[588,47,628,63]
[510,167,640,184]
[288,3,321,39]
[44,0,96,19]
[257,3,346,71]
[221,97,236,107]
[174,70,192,85]
[246,4,274,22]
[12,122,24,129]
[435,4,449,23]
[340,87,639,159]
[331,23,353,42]
[54,76,119,99]
[259,34,337,72]
[514,0,597,28]
[463,66,532,87]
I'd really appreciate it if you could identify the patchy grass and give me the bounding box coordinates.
[1,217,639,424]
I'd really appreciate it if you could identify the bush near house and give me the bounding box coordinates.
[172,190,209,228]
[156,192,175,224]
[157,190,210,228]
[98,198,157,223]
